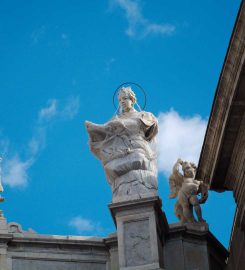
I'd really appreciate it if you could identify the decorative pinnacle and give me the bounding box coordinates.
[0,157,4,203]
[0,157,2,187]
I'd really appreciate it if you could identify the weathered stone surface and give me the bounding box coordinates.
[4,228,109,270]
[196,0,245,193]
[196,2,245,269]
[105,233,119,270]
[0,217,8,233]
[164,223,228,270]
[86,87,158,203]
[109,196,167,270]
[169,159,208,224]
[0,215,229,270]
[0,217,11,270]
[124,219,151,267]
[12,260,106,270]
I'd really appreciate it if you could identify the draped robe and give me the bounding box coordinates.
[86,110,158,202]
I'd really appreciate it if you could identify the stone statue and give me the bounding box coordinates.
[169,158,209,224]
[85,86,158,202]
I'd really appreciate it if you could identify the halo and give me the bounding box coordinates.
[113,82,147,110]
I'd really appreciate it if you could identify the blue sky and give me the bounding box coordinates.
[0,0,241,247]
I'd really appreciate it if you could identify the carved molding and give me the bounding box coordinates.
[197,1,245,190]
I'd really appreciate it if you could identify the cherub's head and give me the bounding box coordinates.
[118,87,137,112]
[182,161,196,178]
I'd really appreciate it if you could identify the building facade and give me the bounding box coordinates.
[197,1,245,269]
[0,1,244,269]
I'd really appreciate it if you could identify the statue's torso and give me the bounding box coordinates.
[181,177,200,196]
[86,108,158,201]
[101,112,154,164]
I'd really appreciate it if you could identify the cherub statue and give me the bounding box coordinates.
[169,158,209,224]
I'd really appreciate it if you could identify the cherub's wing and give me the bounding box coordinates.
[169,170,183,199]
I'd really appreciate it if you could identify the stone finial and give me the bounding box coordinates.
[0,157,4,217]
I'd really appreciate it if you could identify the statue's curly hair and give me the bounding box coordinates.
[118,87,137,105]
[182,161,197,172]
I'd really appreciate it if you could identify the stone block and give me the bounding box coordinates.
[109,196,168,270]
[164,222,228,270]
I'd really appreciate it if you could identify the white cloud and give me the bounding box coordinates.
[156,109,207,176]
[143,23,175,38]
[38,99,57,122]
[1,96,80,188]
[69,216,103,235]
[39,97,80,123]
[110,0,175,38]
[3,156,32,187]
[28,127,46,156]
[61,96,80,120]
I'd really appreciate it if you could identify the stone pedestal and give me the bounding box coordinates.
[0,217,12,270]
[164,222,229,270]
[109,196,168,270]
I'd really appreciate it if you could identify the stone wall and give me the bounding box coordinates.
[0,215,229,270]
[7,233,110,270]
[0,220,118,270]
[164,223,228,270]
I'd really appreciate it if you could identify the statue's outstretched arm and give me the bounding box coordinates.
[85,121,109,160]
[85,121,107,142]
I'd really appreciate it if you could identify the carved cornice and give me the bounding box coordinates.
[197,0,245,191]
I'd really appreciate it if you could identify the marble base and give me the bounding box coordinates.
[164,222,228,270]
[109,196,168,270]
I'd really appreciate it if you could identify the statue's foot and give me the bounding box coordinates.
[185,218,196,223]
[198,218,206,223]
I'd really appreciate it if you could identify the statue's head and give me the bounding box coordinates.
[182,161,196,178]
[118,87,137,112]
